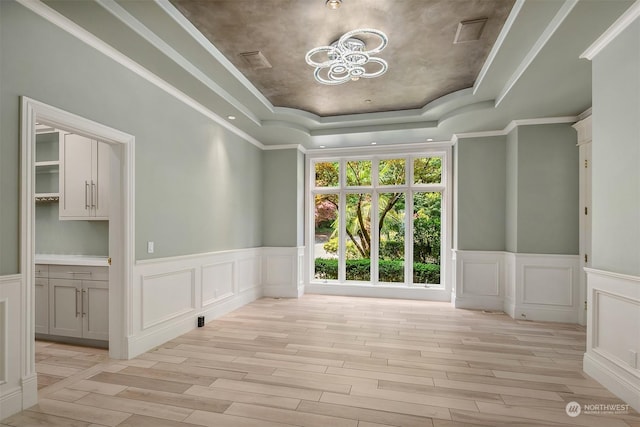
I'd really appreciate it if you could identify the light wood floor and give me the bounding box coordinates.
[3,295,639,426]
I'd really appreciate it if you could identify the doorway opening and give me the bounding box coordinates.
[20,97,135,396]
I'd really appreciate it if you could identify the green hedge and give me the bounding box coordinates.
[314,258,440,284]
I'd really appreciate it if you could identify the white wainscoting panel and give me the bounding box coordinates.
[584,268,640,412]
[262,247,305,298]
[452,250,505,310]
[453,251,580,322]
[202,261,235,306]
[129,248,263,358]
[0,274,34,419]
[522,266,573,306]
[513,254,580,323]
[504,253,516,317]
[238,257,260,293]
[142,269,195,330]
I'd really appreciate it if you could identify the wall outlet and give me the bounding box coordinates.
[147,241,154,254]
[629,350,638,369]
[197,316,205,327]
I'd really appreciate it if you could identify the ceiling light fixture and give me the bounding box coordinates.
[305,28,388,85]
[325,0,342,9]
[227,115,236,120]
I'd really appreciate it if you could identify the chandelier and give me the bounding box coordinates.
[305,28,388,85]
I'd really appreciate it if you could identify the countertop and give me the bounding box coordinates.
[35,254,109,267]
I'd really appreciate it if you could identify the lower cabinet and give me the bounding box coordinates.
[37,264,109,343]
[35,266,50,334]
[49,279,108,341]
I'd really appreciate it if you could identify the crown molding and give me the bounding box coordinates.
[453,115,578,142]
[16,0,265,150]
[581,0,640,60]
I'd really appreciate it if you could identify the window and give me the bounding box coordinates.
[310,151,448,288]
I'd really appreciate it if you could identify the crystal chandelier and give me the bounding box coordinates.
[305,28,388,85]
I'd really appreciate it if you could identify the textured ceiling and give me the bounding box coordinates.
[170,0,515,117]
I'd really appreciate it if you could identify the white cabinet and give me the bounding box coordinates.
[46,265,109,341]
[60,134,109,220]
[34,264,49,334]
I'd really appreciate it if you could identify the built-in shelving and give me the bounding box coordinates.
[35,130,61,203]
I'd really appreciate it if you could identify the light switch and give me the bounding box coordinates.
[147,241,154,254]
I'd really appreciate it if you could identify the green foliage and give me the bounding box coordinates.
[314,258,440,284]
[379,159,405,185]
[414,157,442,184]
[346,160,372,186]
[315,162,339,187]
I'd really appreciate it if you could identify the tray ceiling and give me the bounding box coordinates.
[170,0,515,117]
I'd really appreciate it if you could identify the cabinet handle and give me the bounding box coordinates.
[85,181,90,209]
[75,288,80,317]
[92,181,97,209]
[82,289,87,317]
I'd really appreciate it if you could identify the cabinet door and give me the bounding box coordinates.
[82,280,109,341]
[93,141,110,219]
[35,277,49,334]
[60,134,93,219]
[49,279,82,338]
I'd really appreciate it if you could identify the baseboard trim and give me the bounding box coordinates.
[0,386,23,420]
[584,352,640,412]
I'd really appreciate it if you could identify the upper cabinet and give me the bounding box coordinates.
[59,134,110,220]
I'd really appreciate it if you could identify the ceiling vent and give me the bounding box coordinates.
[239,51,272,70]
[454,18,488,44]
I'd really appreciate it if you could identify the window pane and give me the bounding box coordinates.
[379,159,405,185]
[413,192,441,285]
[315,161,339,187]
[379,193,405,283]
[414,157,442,184]
[314,194,339,280]
[345,193,371,281]
[346,160,372,186]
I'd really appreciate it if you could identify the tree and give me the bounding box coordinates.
[315,157,441,264]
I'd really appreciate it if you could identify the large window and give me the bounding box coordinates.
[311,152,447,287]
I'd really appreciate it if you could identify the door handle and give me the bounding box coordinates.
[75,288,81,317]
[92,181,97,209]
[82,289,87,317]
[85,181,90,209]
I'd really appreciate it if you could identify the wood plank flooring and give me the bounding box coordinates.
[3,295,640,426]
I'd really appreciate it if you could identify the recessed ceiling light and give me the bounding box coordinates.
[320,145,326,149]
[325,0,342,10]
[227,115,236,120]
[364,99,372,103]
[371,142,377,145]
[427,138,434,142]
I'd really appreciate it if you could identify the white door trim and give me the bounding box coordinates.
[20,97,135,362]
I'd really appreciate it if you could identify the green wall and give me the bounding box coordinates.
[35,205,109,256]
[456,123,578,255]
[591,19,640,276]
[505,128,519,252]
[455,136,506,251]
[515,124,579,254]
[0,2,263,273]
[262,149,304,247]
